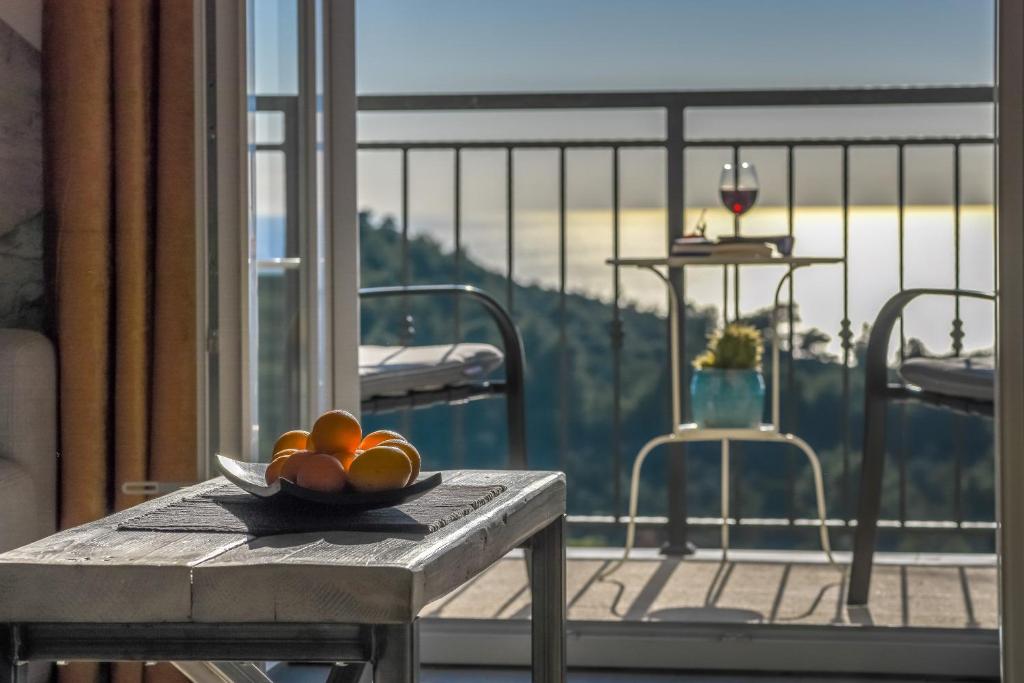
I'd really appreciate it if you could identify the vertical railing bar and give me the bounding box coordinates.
[841,144,851,523]
[954,411,964,526]
[612,147,623,521]
[400,147,412,437]
[721,147,736,326]
[722,266,730,325]
[731,146,742,524]
[558,147,569,479]
[401,148,410,280]
[453,147,464,469]
[454,148,463,337]
[502,145,518,477]
[506,146,515,313]
[786,145,797,524]
[898,144,906,354]
[732,146,741,321]
[400,146,411,339]
[897,143,908,525]
[952,142,963,525]
[954,143,963,349]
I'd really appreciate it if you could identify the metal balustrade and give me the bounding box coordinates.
[252,86,996,552]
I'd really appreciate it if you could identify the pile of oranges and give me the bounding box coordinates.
[264,409,422,494]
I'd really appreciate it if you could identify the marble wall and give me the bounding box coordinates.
[0,16,45,331]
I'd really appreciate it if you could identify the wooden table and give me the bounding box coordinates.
[0,470,566,683]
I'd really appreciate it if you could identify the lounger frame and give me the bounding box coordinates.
[358,285,527,469]
[847,288,994,605]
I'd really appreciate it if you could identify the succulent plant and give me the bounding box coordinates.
[693,323,763,370]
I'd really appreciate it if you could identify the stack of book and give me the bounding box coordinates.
[671,235,775,258]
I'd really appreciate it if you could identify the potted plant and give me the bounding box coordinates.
[691,323,765,428]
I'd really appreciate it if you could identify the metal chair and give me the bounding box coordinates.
[847,288,994,605]
[358,285,528,469]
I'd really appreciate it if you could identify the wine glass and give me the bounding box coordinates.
[719,162,759,216]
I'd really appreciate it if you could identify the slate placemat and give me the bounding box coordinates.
[118,481,506,535]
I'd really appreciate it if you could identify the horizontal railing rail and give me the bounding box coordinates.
[357,85,994,110]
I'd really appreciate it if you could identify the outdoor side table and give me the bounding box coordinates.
[0,469,566,683]
[602,255,843,573]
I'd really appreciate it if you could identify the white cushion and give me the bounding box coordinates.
[359,343,504,397]
[899,355,994,403]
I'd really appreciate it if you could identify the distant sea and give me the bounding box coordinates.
[258,204,996,356]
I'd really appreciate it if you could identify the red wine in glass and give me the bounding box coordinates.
[721,188,758,216]
[719,162,759,217]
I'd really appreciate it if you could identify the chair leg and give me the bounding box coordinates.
[599,433,677,578]
[788,434,835,564]
[505,378,528,470]
[848,392,889,605]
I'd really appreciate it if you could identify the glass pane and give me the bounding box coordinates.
[254,150,289,259]
[250,0,298,95]
[251,111,286,145]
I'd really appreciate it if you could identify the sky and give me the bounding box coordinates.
[354,0,994,93]
[254,1,995,94]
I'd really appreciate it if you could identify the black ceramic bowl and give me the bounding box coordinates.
[216,454,442,508]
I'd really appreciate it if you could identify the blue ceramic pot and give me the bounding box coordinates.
[690,368,765,428]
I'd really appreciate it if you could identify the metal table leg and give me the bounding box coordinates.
[530,516,566,683]
[0,627,26,683]
[326,662,370,683]
[372,621,419,683]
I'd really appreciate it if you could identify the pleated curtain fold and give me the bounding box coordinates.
[44,1,196,679]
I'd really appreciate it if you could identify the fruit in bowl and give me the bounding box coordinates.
[264,410,424,494]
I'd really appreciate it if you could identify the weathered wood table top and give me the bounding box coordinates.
[0,470,565,625]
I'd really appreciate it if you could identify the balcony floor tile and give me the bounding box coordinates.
[422,552,997,629]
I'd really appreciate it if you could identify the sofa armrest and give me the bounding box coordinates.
[0,329,57,546]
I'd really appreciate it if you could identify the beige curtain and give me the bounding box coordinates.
[44,0,196,681]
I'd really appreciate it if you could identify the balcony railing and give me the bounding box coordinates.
[252,86,996,554]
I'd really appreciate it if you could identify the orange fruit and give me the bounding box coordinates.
[378,438,421,485]
[359,429,406,450]
[334,450,359,471]
[309,410,361,454]
[280,450,317,482]
[347,445,412,493]
[265,452,295,485]
[296,453,348,493]
[273,430,310,456]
